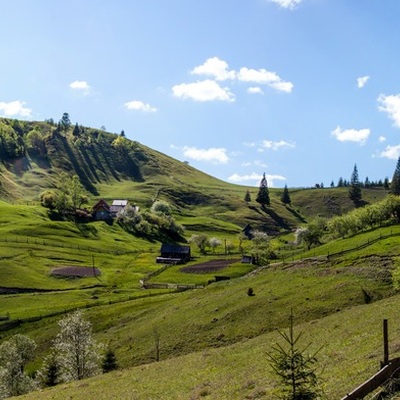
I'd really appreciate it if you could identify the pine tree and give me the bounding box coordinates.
[256,173,270,208]
[244,189,251,203]
[390,157,400,195]
[267,312,321,400]
[384,177,390,190]
[102,348,118,373]
[349,164,362,205]
[60,113,71,132]
[281,184,291,205]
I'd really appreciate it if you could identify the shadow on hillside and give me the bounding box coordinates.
[285,206,307,223]
[262,206,291,231]
[6,157,31,177]
[75,222,99,238]
[58,134,99,195]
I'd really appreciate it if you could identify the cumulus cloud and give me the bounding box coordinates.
[378,94,400,127]
[238,67,293,93]
[228,172,285,187]
[331,126,370,144]
[0,100,32,117]
[191,57,236,81]
[380,144,400,160]
[69,80,90,94]
[261,140,295,151]
[268,0,302,10]
[125,100,157,112]
[172,80,235,102]
[181,146,230,164]
[379,136,386,143]
[357,75,370,88]
[247,87,264,94]
[173,57,293,101]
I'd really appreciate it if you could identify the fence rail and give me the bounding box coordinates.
[340,357,400,400]
[278,229,400,264]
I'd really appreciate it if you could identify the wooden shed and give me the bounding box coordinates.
[156,244,191,264]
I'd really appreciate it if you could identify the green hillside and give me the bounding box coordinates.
[0,117,398,399]
[0,117,389,234]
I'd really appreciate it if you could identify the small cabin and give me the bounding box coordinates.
[156,244,191,264]
[92,199,111,221]
[110,199,128,218]
[241,255,254,264]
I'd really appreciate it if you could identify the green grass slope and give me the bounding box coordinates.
[17,293,400,400]
[0,117,389,234]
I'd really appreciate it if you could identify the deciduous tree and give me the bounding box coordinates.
[250,230,271,265]
[52,310,102,382]
[0,334,37,398]
[209,237,222,253]
[188,234,209,254]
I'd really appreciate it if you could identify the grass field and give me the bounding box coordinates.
[17,291,400,399]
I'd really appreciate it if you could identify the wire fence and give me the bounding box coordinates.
[0,236,144,256]
[277,229,400,264]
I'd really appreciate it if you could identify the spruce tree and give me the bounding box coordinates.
[244,189,251,203]
[390,157,400,195]
[102,348,118,373]
[281,184,291,205]
[349,164,362,205]
[256,173,270,208]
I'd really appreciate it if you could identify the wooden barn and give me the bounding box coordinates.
[91,199,111,221]
[156,243,191,264]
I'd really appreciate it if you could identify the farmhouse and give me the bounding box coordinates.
[156,243,191,264]
[92,199,111,221]
[110,199,129,218]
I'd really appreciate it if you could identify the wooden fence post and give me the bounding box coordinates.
[383,319,389,367]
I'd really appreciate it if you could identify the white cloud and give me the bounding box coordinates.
[69,80,90,94]
[331,126,370,144]
[125,100,157,112]
[238,67,293,93]
[378,94,400,127]
[191,57,236,81]
[261,140,295,151]
[380,145,400,160]
[228,172,285,187]
[243,141,257,147]
[268,0,302,10]
[357,75,370,88]
[247,87,264,94]
[0,100,32,117]
[172,80,235,102]
[379,136,386,143]
[182,146,230,164]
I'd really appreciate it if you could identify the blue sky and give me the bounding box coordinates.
[1,0,400,188]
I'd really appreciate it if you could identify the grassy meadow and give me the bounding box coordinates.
[0,118,399,398]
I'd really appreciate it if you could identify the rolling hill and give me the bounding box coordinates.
[0,117,398,399]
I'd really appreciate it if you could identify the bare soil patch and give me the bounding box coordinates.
[51,266,101,278]
[180,259,239,274]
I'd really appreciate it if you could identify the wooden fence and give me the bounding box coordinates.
[340,358,400,399]
[340,320,400,399]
